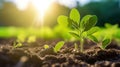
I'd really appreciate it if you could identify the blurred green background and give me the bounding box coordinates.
[0,0,120,27]
[0,0,120,40]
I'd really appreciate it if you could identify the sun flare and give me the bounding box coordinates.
[14,0,54,27]
[32,0,54,26]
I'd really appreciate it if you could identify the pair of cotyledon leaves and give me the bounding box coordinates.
[44,41,65,53]
[57,8,111,49]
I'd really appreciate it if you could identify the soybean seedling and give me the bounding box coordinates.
[54,41,65,53]
[91,35,111,50]
[44,44,50,49]
[58,8,99,52]
[13,34,26,48]
[100,38,111,50]
[27,35,36,43]
[43,41,65,53]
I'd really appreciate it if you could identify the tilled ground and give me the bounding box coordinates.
[0,38,120,67]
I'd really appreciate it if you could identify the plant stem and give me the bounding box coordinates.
[80,38,84,52]
[79,29,84,52]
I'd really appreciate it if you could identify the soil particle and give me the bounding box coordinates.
[39,47,56,57]
[111,62,120,67]
[52,63,61,67]
[94,61,112,67]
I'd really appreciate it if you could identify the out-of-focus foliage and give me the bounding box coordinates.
[0,2,36,27]
[77,0,120,26]
[0,25,120,41]
[93,23,119,40]
[0,2,70,27]
[0,0,120,27]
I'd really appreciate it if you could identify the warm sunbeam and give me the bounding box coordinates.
[13,0,29,10]
[13,0,54,27]
[31,0,54,27]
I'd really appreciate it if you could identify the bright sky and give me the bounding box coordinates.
[4,0,91,10]
[0,0,99,26]
[58,0,90,7]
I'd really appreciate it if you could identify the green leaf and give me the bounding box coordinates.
[80,15,92,29]
[87,27,100,35]
[88,35,98,43]
[105,23,118,29]
[68,18,79,29]
[67,18,72,27]
[69,31,80,39]
[57,15,68,27]
[70,8,80,23]
[105,23,112,28]
[101,39,111,49]
[84,15,97,31]
[54,41,65,53]
[81,32,87,38]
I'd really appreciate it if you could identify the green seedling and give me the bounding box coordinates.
[91,36,111,50]
[54,41,65,53]
[14,34,36,48]
[58,8,99,52]
[43,41,65,53]
[100,38,111,49]
[13,41,23,48]
[17,34,26,43]
[13,34,26,48]
[44,44,50,49]
[27,35,36,43]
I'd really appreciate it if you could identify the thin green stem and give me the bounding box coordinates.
[80,38,84,52]
[78,29,84,52]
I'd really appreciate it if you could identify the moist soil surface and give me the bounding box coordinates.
[0,38,120,67]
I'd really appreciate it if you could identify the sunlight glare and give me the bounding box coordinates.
[13,0,54,27]
[14,0,29,10]
[32,0,54,26]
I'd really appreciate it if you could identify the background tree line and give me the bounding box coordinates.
[0,0,120,27]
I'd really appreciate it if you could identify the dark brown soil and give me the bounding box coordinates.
[0,38,120,67]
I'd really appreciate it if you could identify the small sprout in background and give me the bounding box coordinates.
[96,37,111,50]
[54,41,65,53]
[13,34,26,48]
[13,41,23,48]
[40,41,64,57]
[89,34,111,50]
[44,44,49,49]
[104,23,118,38]
[27,35,36,43]
[43,41,64,53]
[58,8,99,52]
[101,38,111,49]
[17,34,26,43]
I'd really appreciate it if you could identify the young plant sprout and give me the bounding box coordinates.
[54,41,65,53]
[90,35,111,50]
[13,41,23,48]
[58,8,99,52]
[13,34,37,48]
[27,35,36,43]
[100,38,111,49]
[43,41,65,53]
[13,34,26,48]
[44,44,50,49]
